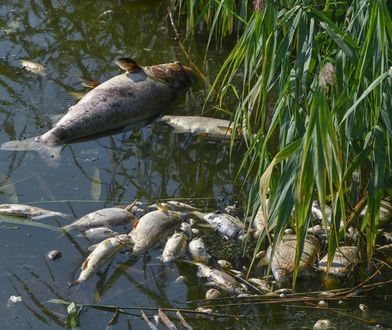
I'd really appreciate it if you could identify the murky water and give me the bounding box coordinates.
[0,1,391,329]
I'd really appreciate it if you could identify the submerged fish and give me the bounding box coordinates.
[161,232,187,262]
[193,262,242,294]
[63,207,135,232]
[69,234,132,287]
[160,115,243,140]
[2,58,196,159]
[80,227,119,242]
[130,207,185,255]
[0,204,70,221]
[20,60,46,76]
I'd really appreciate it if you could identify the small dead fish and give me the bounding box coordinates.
[130,207,185,255]
[161,232,187,262]
[311,201,332,223]
[205,288,221,300]
[0,204,71,221]
[194,211,245,239]
[193,262,242,294]
[81,227,119,242]
[188,237,210,263]
[160,115,244,140]
[63,207,135,232]
[69,234,132,287]
[20,59,46,76]
[149,201,198,212]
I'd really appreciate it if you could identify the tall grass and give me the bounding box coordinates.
[172,0,392,281]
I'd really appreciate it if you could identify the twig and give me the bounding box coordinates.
[141,310,158,330]
[167,9,210,87]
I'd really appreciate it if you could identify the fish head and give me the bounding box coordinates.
[145,61,197,92]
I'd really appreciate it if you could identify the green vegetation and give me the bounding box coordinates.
[171,0,392,281]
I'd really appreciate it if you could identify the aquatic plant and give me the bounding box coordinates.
[171,0,392,282]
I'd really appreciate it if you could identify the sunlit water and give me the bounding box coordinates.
[0,1,391,329]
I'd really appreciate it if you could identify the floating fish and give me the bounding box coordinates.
[63,207,135,232]
[20,60,46,76]
[160,115,243,140]
[149,200,198,212]
[193,211,245,239]
[80,227,119,242]
[69,234,133,287]
[0,203,71,221]
[161,232,187,262]
[130,206,185,255]
[266,234,320,281]
[188,237,210,263]
[360,199,392,225]
[318,246,360,277]
[2,58,196,161]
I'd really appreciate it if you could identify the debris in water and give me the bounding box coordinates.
[47,250,62,260]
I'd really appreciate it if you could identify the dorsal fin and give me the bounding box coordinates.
[115,58,141,72]
[81,78,101,89]
[156,201,168,212]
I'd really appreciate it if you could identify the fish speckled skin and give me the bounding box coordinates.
[130,209,185,255]
[0,203,70,220]
[69,234,132,286]
[161,232,187,262]
[63,207,134,232]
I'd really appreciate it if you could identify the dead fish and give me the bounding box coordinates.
[80,227,119,242]
[160,115,244,140]
[149,201,199,212]
[205,288,221,299]
[193,211,245,239]
[360,199,392,225]
[266,234,320,281]
[69,234,132,287]
[20,59,46,76]
[161,232,187,262]
[63,207,135,232]
[130,207,185,255]
[311,201,332,223]
[318,246,360,277]
[254,203,268,237]
[2,58,196,160]
[192,262,242,294]
[188,237,210,263]
[0,204,71,221]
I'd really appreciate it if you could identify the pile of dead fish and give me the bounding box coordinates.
[0,198,391,298]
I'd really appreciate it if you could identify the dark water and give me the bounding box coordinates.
[0,1,391,329]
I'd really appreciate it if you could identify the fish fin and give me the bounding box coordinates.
[68,90,86,100]
[1,138,62,167]
[125,199,138,212]
[155,201,168,212]
[67,280,80,288]
[217,126,233,134]
[81,259,89,270]
[80,78,101,89]
[132,219,139,229]
[115,58,141,72]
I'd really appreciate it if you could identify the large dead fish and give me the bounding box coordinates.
[130,206,186,255]
[63,207,135,232]
[1,58,196,160]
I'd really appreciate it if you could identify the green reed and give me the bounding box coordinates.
[171,0,392,283]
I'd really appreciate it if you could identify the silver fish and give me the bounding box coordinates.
[160,115,243,140]
[193,262,242,294]
[0,203,71,221]
[2,58,196,159]
[63,207,135,232]
[149,200,198,212]
[69,234,132,287]
[130,208,185,255]
[194,211,245,239]
[81,227,119,242]
[188,237,210,263]
[20,60,46,76]
[161,232,187,262]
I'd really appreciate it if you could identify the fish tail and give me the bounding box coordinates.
[67,280,80,288]
[1,137,62,167]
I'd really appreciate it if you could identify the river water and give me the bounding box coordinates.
[0,1,391,329]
